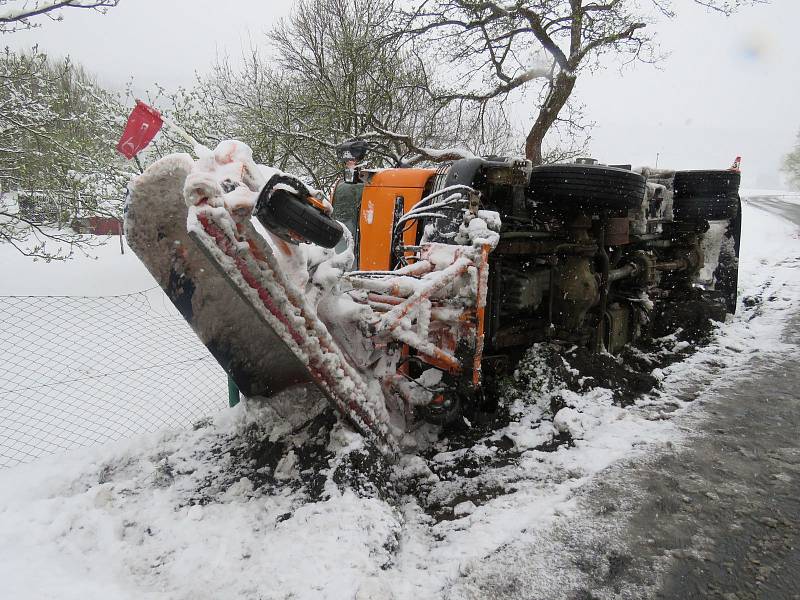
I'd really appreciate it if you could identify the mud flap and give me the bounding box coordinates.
[124,154,318,400]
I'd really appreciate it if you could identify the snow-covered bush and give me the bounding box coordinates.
[0,47,130,259]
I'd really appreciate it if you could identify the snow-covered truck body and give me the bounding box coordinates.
[124,141,741,453]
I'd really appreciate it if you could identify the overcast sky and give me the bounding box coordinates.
[6,0,799,188]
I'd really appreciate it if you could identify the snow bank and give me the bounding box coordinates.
[0,404,401,600]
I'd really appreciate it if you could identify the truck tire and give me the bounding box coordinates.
[256,184,344,249]
[673,169,740,198]
[672,170,741,221]
[672,193,739,221]
[714,195,742,314]
[529,164,647,211]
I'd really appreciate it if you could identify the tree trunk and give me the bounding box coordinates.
[525,72,577,165]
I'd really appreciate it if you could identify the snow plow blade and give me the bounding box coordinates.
[124,154,316,398]
[123,144,495,457]
[124,153,398,455]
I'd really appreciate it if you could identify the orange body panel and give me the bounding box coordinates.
[358,168,437,271]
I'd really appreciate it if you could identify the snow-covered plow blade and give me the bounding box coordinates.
[124,143,495,455]
[124,154,315,398]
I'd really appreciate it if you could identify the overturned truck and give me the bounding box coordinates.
[125,141,741,455]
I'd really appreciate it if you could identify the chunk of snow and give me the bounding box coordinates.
[553,407,586,439]
[453,500,476,517]
[183,172,224,207]
[274,450,299,480]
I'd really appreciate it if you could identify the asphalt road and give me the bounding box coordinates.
[744,197,800,226]
[653,338,800,599]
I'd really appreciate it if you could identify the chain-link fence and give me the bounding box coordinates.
[0,288,228,468]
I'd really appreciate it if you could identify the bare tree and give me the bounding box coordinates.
[0,0,120,33]
[153,0,516,191]
[399,0,766,164]
[264,0,514,183]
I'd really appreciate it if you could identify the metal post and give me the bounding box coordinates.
[227,375,240,407]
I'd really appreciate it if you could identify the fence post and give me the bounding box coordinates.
[227,375,240,407]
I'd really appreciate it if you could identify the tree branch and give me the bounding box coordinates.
[0,0,119,23]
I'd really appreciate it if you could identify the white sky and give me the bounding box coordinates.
[6,0,799,188]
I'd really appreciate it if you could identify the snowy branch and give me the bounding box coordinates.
[0,0,120,32]
[0,47,127,260]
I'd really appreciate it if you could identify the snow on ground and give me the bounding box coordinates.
[1,199,799,599]
[0,235,156,296]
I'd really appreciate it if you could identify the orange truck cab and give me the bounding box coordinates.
[333,168,437,270]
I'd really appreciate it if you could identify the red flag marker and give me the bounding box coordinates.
[116,100,164,159]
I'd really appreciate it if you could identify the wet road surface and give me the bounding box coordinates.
[627,337,800,600]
